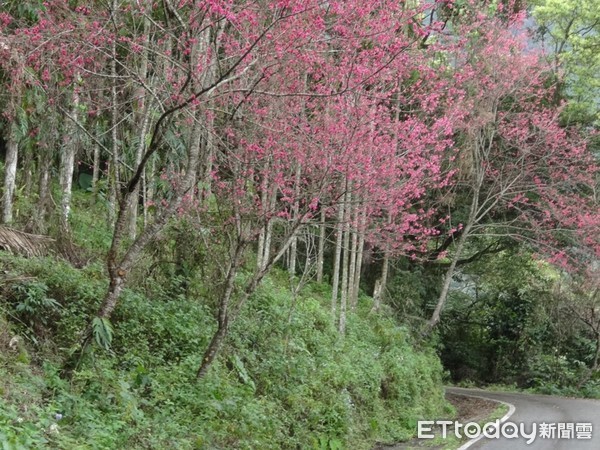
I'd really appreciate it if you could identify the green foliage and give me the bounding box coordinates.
[0,255,449,449]
[10,281,60,328]
[68,191,114,254]
[0,253,107,353]
[440,250,550,384]
[438,247,600,399]
[532,0,600,126]
[0,196,450,449]
[92,317,113,351]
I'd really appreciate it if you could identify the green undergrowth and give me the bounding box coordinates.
[0,252,450,449]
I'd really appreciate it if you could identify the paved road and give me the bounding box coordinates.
[446,387,600,449]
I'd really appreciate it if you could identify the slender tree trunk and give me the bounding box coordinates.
[127,103,152,239]
[257,226,266,271]
[258,173,278,272]
[371,250,389,313]
[351,204,366,308]
[59,87,80,226]
[428,196,478,328]
[2,80,23,225]
[347,200,358,310]
[288,164,302,276]
[107,161,117,224]
[371,213,391,313]
[262,184,277,269]
[205,134,214,194]
[331,194,345,319]
[428,126,486,329]
[285,242,291,270]
[196,240,245,379]
[339,188,351,334]
[288,227,297,277]
[144,156,156,224]
[200,106,215,201]
[369,99,397,312]
[96,108,203,320]
[289,75,308,277]
[108,8,120,225]
[2,132,18,224]
[23,148,33,197]
[197,218,303,379]
[256,160,270,271]
[317,208,326,283]
[92,139,101,202]
[37,149,51,229]
[198,23,219,203]
[141,168,148,227]
[127,8,151,239]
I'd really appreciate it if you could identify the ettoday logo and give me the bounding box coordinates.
[418,420,593,444]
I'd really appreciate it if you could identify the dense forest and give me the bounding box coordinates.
[0,0,599,448]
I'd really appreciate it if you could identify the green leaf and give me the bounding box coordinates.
[231,354,255,390]
[329,439,343,450]
[92,317,114,350]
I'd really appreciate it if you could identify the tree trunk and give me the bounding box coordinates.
[23,147,33,197]
[317,208,326,283]
[95,106,203,321]
[288,164,302,276]
[289,75,307,277]
[428,202,477,329]
[347,200,358,311]
[351,204,366,308]
[36,149,51,231]
[197,218,303,379]
[144,156,156,225]
[92,138,101,203]
[98,274,125,318]
[257,225,266,271]
[196,319,230,379]
[107,161,117,225]
[204,119,214,190]
[127,8,151,240]
[256,160,270,271]
[108,10,120,225]
[127,103,152,239]
[331,195,345,320]
[371,250,389,313]
[339,189,351,334]
[200,109,215,202]
[427,125,485,329]
[2,133,18,224]
[371,213,391,313]
[59,89,79,226]
[260,183,277,271]
[198,24,218,203]
[196,240,244,378]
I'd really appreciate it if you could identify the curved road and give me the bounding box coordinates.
[446,387,600,449]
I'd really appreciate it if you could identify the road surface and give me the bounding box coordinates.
[446,387,600,449]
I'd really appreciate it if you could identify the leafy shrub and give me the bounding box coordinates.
[10,281,60,329]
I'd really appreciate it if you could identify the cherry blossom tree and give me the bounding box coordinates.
[426,8,600,328]
[1,0,598,378]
